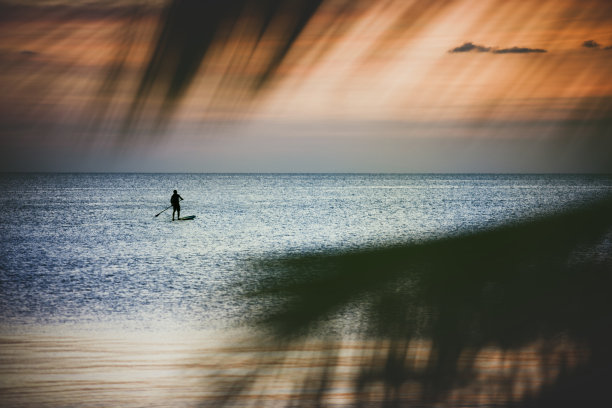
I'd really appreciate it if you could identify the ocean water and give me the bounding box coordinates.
[1,173,611,333]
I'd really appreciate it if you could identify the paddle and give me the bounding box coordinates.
[156,197,184,217]
[155,205,173,217]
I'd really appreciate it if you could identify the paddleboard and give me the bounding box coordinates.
[177,215,196,220]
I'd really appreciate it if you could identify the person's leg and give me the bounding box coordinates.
[177,206,180,219]
[172,208,176,220]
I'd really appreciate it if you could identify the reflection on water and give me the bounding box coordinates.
[0,331,217,407]
[0,332,590,407]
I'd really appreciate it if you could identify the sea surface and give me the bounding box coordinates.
[2,173,612,407]
[1,173,611,333]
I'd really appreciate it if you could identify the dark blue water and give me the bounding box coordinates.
[1,173,611,332]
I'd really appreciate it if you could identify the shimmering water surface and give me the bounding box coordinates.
[1,173,611,332]
[2,173,612,407]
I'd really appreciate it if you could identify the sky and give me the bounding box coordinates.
[0,0,611,172]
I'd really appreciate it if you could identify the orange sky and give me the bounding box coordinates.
[1,0,611,171]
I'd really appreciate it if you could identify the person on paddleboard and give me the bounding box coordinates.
[170,190,183,221]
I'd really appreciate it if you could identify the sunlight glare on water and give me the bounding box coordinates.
[1,173,611,332]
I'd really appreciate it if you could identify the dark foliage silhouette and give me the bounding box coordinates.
[205,196,612,407]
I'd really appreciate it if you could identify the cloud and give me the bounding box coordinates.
[581,40,612,50]
[492,47,547,54]
[19,50,38,56]
[582,40,601,49]
[449,43,546,54]
[449,42,491,53]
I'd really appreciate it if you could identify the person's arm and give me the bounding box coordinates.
[179,195,184,200]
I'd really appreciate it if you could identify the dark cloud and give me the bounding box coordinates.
[450,42,546,54]
[492,46,547,54]
[581,40,612,50]
[19,50,38,56]
[449,42,491,53]
[582,40,601,48]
